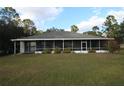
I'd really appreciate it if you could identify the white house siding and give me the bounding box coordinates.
[20,41,25,53]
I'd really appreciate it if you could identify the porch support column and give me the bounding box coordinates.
[90,40,91,50]
[20,41,25,53]
[81,40,82,51]
[63,40,64,51]
[72,40,73,51]
[44,40,46,49]
[14,41,16,54]
[53,40,55,49]
[99,40,101,50]
[86,41,88,50]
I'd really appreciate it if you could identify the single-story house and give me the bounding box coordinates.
[11,31,114,54]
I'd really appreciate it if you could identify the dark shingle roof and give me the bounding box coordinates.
[12,31,113,41]
[20,31,102,39]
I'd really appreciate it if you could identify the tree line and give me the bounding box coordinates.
[0,7,42,55]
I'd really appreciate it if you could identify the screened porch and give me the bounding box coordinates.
[23,40,108,53]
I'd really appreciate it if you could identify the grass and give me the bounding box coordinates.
[0,52,124,85]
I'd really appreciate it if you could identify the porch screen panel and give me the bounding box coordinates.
[55,40,63,49]
[64,40,72,49]
[87,40,90,50]
[24,41,30,53]
[73,40,81,51]
[30,42,36,52]
[36,41,44,51]
[91,40,99,50]
[46,40,53,49]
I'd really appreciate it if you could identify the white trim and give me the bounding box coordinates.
[99,40,100,50]
[96,50,109,53]
[81,40,82,51]
[14,41,16,54]
[53,40,55,49]
[20,41,25,53]
[11,38,114,41]
[81,41,87,51]
[34,50,108,54]
[44,40,46,49]
[86,41,87,50]
[35,51,42,54]
[63,40,64,51]
[74,50,108,53]
[74,51,88,53]
[72,40,73,51]
[90,40,91,50]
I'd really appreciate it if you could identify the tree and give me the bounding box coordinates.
[83,31,97,36]
[104,15,120,41]
[0,7,43,55]
[71,25,79,32]
[83,31,103,37]
[92,26,99,32]
[119,19,124,43]
[0,7,24,55]
[107,40,120,53]
[46,27,64,32]
[91,26,103,36]
[35,30,43,35]
[22,19,37,36]
[103,15,121,52]
[0,7,21,26]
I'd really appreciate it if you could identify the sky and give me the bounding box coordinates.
[8,7,124,32]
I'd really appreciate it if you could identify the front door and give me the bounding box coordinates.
[82,42,87,51]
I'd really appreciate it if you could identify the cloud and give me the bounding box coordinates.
[66,16,105,33]
[15,7,63,30]
[77,16,104,32]
[107,9,124,22]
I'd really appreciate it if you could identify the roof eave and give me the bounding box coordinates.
[11,38,114,41]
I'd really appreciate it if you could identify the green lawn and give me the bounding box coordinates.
[0,52,124,85]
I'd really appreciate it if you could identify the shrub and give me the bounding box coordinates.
[63,48,71,53]
[107,40,120,53]
[42,48,51,54]
[53,48,61,54]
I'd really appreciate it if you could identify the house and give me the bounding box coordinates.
[11,31,114,54]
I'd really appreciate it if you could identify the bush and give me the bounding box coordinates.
[107,40,120,53]
[53,48,61,54]
[88,49,96,53]
[63,48,71,53]
[42,48,51,54]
